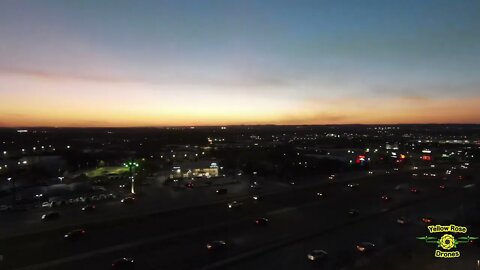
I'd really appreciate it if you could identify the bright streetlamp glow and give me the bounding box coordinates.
[124,161,139,194]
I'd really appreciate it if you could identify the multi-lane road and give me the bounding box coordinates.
[1,164,478,270]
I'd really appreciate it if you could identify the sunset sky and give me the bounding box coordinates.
[1,0,479,127]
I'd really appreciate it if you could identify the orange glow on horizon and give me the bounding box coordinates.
[1,71,479,127]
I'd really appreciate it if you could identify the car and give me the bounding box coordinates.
[206,240,227,252]
[348,209,359,216]
[228,201,243,209]
[121,197,135,204]
[81,204,96,211]
[67,198,76,205]
[111,258,135,269]
[185,182,194,189]
[368,171,374,175]
[381,195,391,201]
[252,195,261,201]
[463,184,476,189]
[347,183,359,189]
[396,217,410,225]
[410,187,419,194]
[255,218,269,226]
[421,217,433,223]
[316,192,326,197]
[0,205,12,212]
[395,183,409,190]
[307,249,328,261]
[41,201,53,208]
[216,188,228,194]
[328,174,336,180]
[64,229,87,240]
[250,182,262,189]
[41,212,60,220]
[356,242,375,253]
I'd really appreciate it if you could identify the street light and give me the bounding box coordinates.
[123,161,139,194]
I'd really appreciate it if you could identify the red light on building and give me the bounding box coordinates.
[421,155,432,161]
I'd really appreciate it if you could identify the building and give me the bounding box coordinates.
[169,161,219,179]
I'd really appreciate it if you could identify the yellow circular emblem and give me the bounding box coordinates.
[439,234,455,250]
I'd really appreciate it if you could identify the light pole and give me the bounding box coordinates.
[123,161,139,194]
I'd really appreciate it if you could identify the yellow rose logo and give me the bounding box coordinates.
[439,234,455,250]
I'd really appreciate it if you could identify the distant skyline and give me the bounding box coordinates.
[1,0,480,127]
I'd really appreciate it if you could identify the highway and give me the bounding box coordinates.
[1,164,474,270]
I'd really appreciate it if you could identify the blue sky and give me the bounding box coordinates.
[0,0,479,126]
